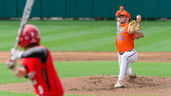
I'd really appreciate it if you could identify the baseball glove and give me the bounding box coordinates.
[128,20,140,34]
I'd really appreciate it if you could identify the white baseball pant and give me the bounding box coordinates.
[117,49,138,80]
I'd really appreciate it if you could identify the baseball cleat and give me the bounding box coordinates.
[115,81,124,88]
[128,74,136,78]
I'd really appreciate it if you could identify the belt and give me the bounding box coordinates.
[119,50,132,55]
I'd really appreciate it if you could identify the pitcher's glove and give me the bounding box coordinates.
[128,20,140,34]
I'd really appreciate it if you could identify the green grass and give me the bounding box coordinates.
[0,61,170,95]
[56,61,171,78]
[0,64,27,84]
[1,61,171,83]
[0,20,171,51]
[0,91,34,96]
[0,92,157,96]
[0,20,170,95]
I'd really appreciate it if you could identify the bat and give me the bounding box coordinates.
[15,0,35,48]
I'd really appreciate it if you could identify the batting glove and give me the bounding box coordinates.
[7,56,17,69]
[11,48,23,59]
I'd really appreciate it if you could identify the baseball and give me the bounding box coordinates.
[136,15,142,22]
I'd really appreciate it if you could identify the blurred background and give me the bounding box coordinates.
[0,0,170,52]
[0,0,171,19]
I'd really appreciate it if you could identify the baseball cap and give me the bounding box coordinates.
[119,11,131,19]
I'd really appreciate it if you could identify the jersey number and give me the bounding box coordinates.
[38,85,44,94]
[118,35,124,40]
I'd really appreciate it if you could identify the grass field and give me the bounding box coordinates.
[0,20,170,96]
[0,61,171,96]
[1,61,171,84]
[0,20,171,51]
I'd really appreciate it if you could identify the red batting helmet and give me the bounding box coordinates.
[18,24,40,48]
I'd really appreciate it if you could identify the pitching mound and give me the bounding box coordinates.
[0,76,171,96]
[63,75,171,96]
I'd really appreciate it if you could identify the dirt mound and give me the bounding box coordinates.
[63,75,171,96]
[0,76,171,96]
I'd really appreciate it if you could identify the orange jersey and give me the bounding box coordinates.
[116,23,136,53]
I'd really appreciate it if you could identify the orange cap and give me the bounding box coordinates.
[119,6,124,10]
[119,11,131,19]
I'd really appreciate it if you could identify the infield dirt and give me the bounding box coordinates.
[1,51,171,63]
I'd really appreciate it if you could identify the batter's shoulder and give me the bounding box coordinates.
[22,46,48,63]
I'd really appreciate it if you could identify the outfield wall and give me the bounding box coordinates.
[0,0,170,18]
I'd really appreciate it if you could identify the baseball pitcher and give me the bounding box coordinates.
[7,25,64,96]
[115,11,144,88]
[115,6,131,33]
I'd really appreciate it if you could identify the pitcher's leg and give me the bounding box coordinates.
[118,56,128,80]
[126,50,138,78]
[115,50,138,88]
[128,50,138,63]
[115,54,128,88]
[126,65,136,78]
[126,66,133,76]
[118,53,121,66]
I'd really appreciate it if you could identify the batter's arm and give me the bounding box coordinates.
[12,67,27,78]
